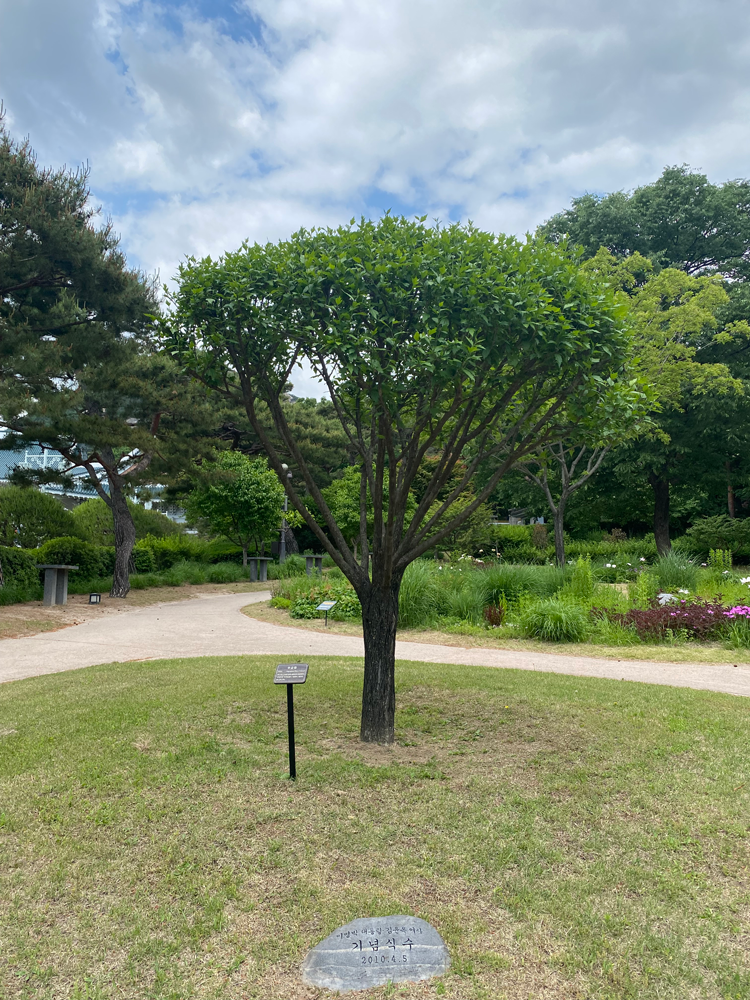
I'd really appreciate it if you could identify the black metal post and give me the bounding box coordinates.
[286,682,296,780]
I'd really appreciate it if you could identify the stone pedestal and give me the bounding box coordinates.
[37,564,78,606]
[305,555,324,577]
[247,557,272,582]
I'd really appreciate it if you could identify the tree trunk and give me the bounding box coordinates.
[110,483,136,598]
[284,525,299,554]
[0,554,4,589]
[242,545,248,567]
[651,475,671,556]
[358,577,401,744]
[553,502,566,566]
[727,462,736,518]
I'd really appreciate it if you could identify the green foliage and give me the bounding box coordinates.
[725,618,750,649]
[184,452,284,554]
[0,546,39,590]
[654,550,699,592]
[629,571,659,608]
[0,487,76,548]
[567,556,594,601]
[521,599,590,642]
[539,165,750,280]
[273,577,362,620]
[35,537,114,579]
[684,516,750,557]
[70,498,179,546]
[270,554,307,579]
[709,548,733,573]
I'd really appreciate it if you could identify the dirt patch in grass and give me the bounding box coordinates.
[244,600,750,665]
[0,582,269,639]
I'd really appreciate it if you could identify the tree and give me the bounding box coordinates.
[539,166,750,279]
[69,497,179,546]
[513,371,650,564]
[184,452,285,564]
[163,217,634,743]
[0,486,76,548]
[0,118,169,595]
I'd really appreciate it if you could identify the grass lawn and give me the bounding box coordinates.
[244,600,750,665]
[1,655,748,999]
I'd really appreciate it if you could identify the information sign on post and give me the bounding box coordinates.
[274,663,309,779]
[316,600,337,627]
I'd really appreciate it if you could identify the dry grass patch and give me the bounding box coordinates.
[0,655,748,999]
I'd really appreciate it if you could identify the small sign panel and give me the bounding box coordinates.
[316,600,337,612]
[274,662,309,685]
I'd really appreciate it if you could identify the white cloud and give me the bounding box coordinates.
[2,0,750,284]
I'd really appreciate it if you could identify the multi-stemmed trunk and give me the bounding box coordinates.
[356,574,403,744]
[650,474,671,556]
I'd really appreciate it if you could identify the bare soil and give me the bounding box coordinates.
[0,582,269,640]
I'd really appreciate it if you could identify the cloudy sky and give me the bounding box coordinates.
[2,0,750,283]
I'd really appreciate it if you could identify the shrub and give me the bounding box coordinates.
[531,523,548,549]
[601,598,728,642]
[654,550,698,592]
[521,599,589,642]
[132,546,157,573]
[568,556,594,601]
[684,515,750,557]
[708,548,732,573]
[0,486,77,548]
[71,498,180,545]
[0,546,39,589]
[629,571,658,607]
[268,554,307,579]
[35,537,110,579]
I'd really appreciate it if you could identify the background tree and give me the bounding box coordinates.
[68,497,179,547]
[0,485,76,548]
[0,117,177,595]
[3,344,218,596]
[538,166,750,279]
[164,218,635,743]
[184,452,285,565]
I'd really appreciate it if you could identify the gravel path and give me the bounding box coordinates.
[1,590,749,697]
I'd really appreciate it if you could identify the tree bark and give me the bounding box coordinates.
[110,482,136,598]
[242,545,248,567]
[553,501,566,566]
[284,525,299,554]
[727,462,736,518]
[358,576,401,744]
[650,474,671,556]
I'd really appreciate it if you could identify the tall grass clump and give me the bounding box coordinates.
[520,598,589,642]
[398,561,440,628]
[479,564,564,607]
[654,550,698,592]
[567,556,594,601]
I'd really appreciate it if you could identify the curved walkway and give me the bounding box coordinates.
[1,591,749,697]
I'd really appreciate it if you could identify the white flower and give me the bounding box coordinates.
[740,577,750,584]
[640,558,646,563]
[678,589,689,594]
[723,570,730,575]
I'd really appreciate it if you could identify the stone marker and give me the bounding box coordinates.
[301,915,450,993]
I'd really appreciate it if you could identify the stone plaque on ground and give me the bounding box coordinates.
[301,915,450,993]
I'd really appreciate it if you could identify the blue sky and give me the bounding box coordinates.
[2,0,750,395]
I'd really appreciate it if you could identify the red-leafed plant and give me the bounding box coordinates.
[591,599,729,641]
[483,604,506,627]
